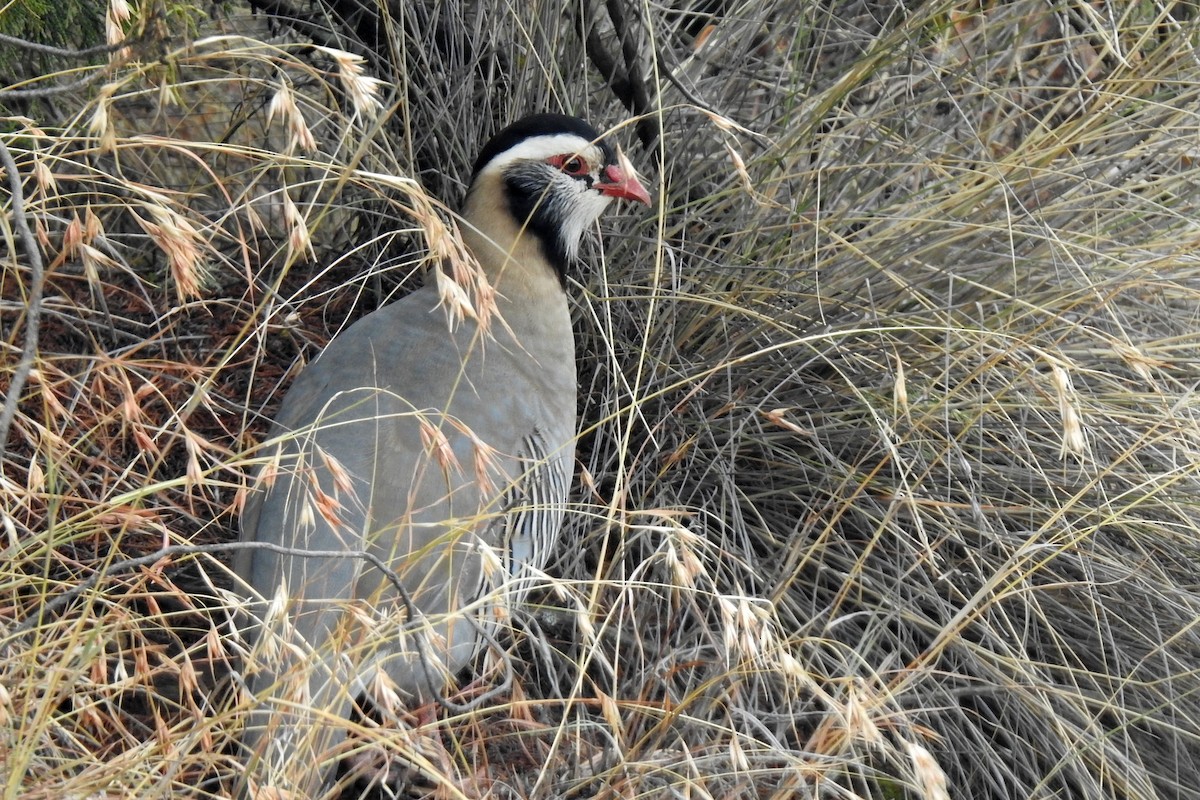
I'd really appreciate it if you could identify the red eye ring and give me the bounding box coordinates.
[552,154,589,176]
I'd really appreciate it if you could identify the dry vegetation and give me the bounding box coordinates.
[4,1,1200,798]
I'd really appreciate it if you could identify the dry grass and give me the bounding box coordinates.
[5,0,1200,798]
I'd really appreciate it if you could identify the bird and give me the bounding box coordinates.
[234,113,651,798]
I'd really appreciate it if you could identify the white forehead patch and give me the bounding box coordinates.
[476,134,605,177]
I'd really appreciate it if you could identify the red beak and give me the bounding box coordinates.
[598,150,652,205]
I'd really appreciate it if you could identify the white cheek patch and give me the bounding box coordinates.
[556,189,614,261]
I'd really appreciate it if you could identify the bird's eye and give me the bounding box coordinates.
[559,155,588,176]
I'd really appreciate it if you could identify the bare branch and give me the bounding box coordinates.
[0,31,131,59]
[0,69,113,99]
[604,0,661,150]
[0,136,45,457]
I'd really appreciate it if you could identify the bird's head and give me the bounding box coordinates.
[465,113,651,281]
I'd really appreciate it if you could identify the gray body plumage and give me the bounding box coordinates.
[236,278,572,793]
[235,114,648,797]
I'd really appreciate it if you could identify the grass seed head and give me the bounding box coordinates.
[135,205,209,301]
[313,45,385,116]
[267,82,317,153]
[282,193,314,262]
[905,740,951,800]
